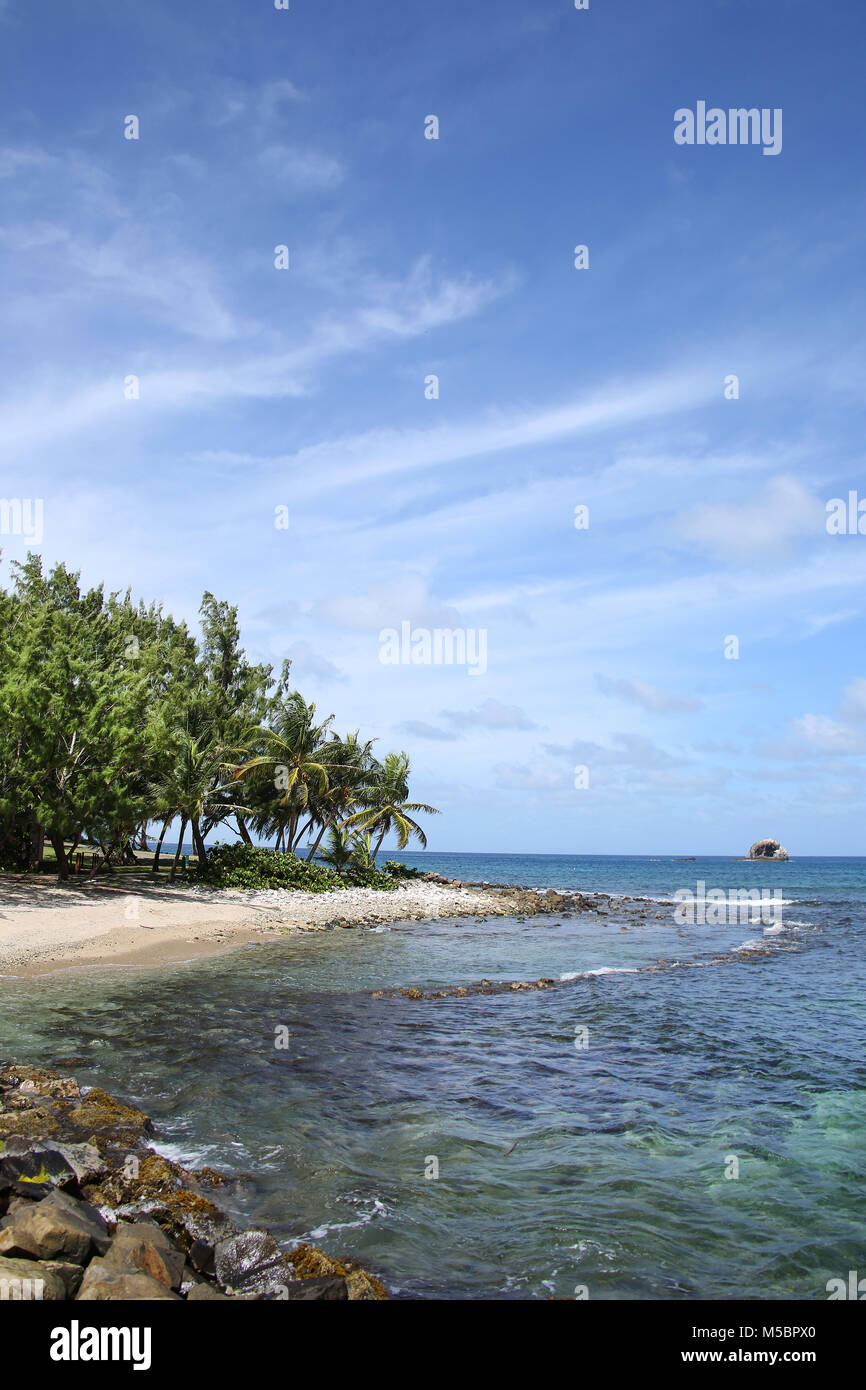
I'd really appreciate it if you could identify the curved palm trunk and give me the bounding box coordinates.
[295,817,314,853]
[151,819,169,873]
[372,824,388,862]
[306,822,329,862]
[191,818,207,865]
[169,819,187,881]
[236,815,252,845]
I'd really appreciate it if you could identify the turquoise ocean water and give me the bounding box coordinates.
[0,852,863,1299]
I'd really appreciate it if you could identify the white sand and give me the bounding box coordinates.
[0,876,509,977]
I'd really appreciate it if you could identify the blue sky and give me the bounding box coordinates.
[1,0,865,855]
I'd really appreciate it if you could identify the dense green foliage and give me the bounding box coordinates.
[0,554,439,882]
[382,859,422,881]
[193,842,400,891]
[193,843,342,891]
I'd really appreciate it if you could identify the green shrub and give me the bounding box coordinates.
[194,842,401,892]
[382,859,422,880]
[194,843,344,892]
[344,862,398,890]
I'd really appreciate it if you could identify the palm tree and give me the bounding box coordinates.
[316,825,355,875]
[341,751,439,861]
[301,731,377,862]
[232,693,343,855]
[155,718,248,876]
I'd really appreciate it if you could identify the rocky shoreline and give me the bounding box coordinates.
[210,877,602,930]
[0,1063,387,1301]
[0,874,604,976]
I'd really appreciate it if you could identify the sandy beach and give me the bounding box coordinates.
[0,876,583,978]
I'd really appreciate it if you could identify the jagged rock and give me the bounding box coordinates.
[52,1143,106,1186]
[0,1189,110,1263]
[747,838,789,861]
[282,1276,348,1300]
[188,1237,216,1275]
[103,1220,185,1289]
[186,1282,230,1300]
[76,1258,180,1300]
[0,1108,61,1141]
[214,1229,287,1294]
[0,1066,80,1100]
[0,1063,390,1301]
[345,1269,387,1300]
[42,1260,85,1297]
[0,1253,67,1300]
[68,1088,152,1143]
[179,1263,206,1294]
[287,1243,388,1300]
[0,1147,78,1197]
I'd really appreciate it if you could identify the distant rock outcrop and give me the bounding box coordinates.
[747,838,788,861]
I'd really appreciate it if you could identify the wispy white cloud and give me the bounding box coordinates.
[285,641,347,683]
[839,677,866,722]
[442,700,536,731]
[674,475,826,558]
[595,675,702,714]
[399,720,458,742]
[312,576,460,632]
[257,143,344,192]
[0,256,507,450]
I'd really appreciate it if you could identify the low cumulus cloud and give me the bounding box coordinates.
[758,677,866,757]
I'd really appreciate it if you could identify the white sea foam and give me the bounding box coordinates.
[560,966,640,981]
[305,1196,389,1241]
[148,1138,224,1168]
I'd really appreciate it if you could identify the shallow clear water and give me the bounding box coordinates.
[1,854,864,1299]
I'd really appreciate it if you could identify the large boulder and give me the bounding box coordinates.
[0,1189,110,1264]
[0,1253,68,1300]
[0,1147,78,1198]
[214,1229,288,1296]
[102,1220,186,1290]
[747,838,789,861]
[76,1259,180,1301]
